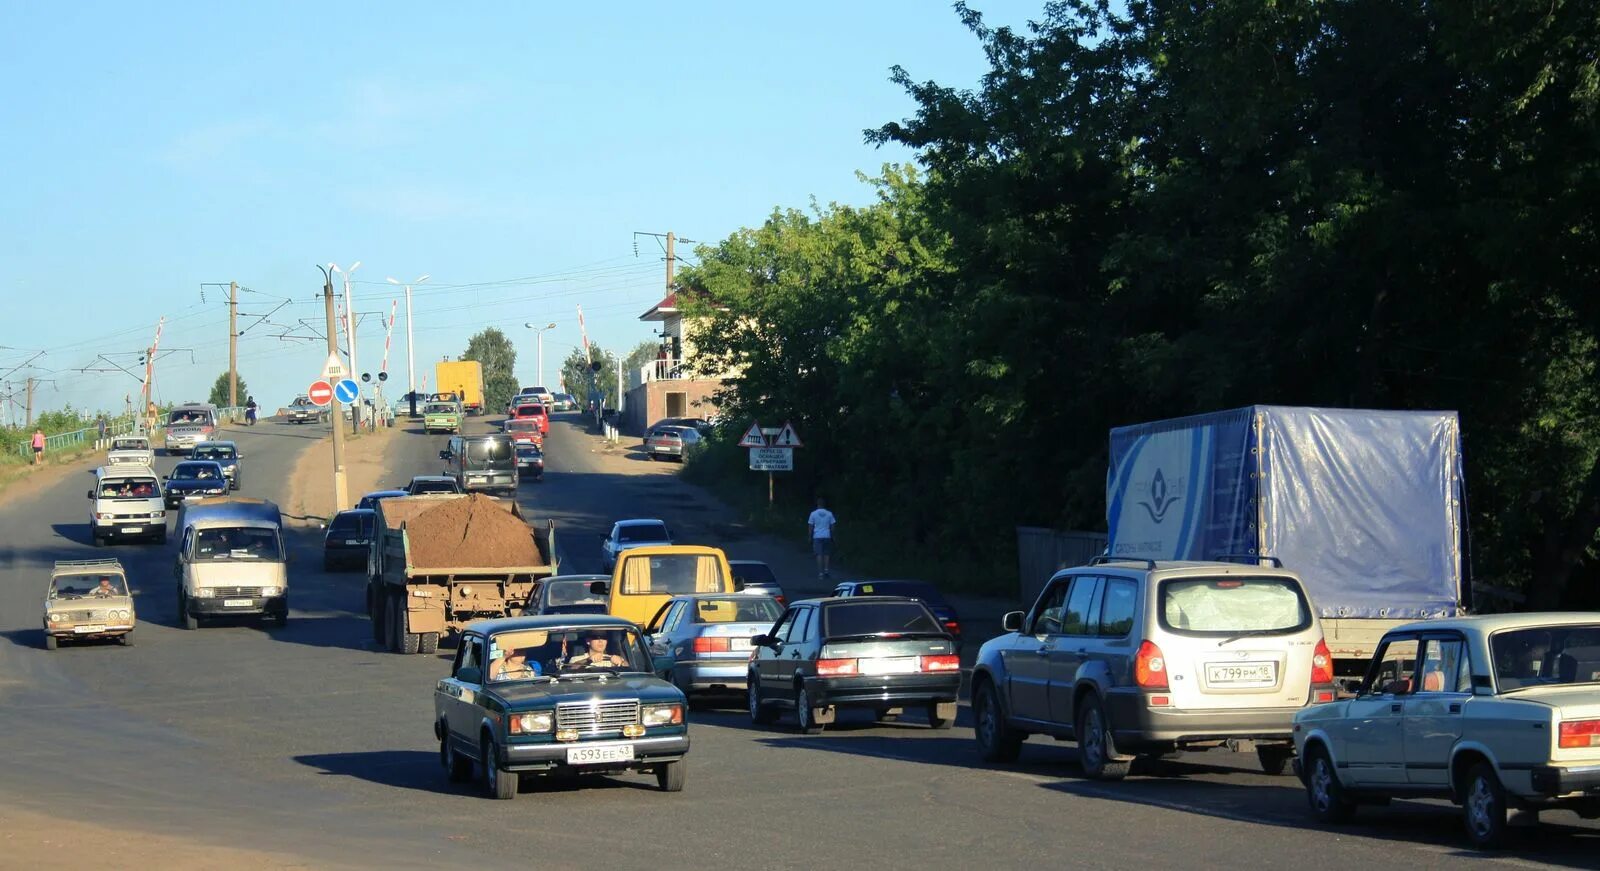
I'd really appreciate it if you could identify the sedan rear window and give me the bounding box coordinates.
[823,601,942,638]
[618,523,668,543]
[731,562,777,585]
[1159,577,1311,635]
[1492,624,1600,691]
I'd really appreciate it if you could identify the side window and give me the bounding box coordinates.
[1454,641,1475,693]
[1031,578,1070,635]
[1061,577,1102,636]
[769,608,795,643]
[1418,637,1467,694]
[455,636,483,680]
[784,608,812,644]
[646,602,675,634]
[1362,637,1420,695]
[1096,578,1138,637]
[180,527,195,558]
[664,601,687,633]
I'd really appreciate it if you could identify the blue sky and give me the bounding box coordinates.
[0,1,1038,418]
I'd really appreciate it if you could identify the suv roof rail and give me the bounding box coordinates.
[1088,555,1157,569]
[1212,553,1284,568]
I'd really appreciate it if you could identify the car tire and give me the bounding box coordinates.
[973,679,1024,763]
[180,594,198,630]
[748,674,777,725]
[118,632,134,647]
[441,731,473,783]
[796,686,825,735]
[1257,745,1294,776]
[1304,745,1357,824]
[1464,762,1510,849]
[483,739,517,800]
[419,631,439,655]
[1076,695,1131,781]
[43,633,58,651]
[926,702,955,730]
[656,760,685,792]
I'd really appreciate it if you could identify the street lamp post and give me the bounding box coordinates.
[331,261,361,432]
[387,274,430,416]
[524,321,557,392]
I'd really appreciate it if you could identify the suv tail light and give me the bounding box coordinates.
[816,658,858,676]
[1135,640,1168,689]
[692,637,731,653]
[920,655,961,672]
[1559,719,1600,749]
[1310,637,1334,685]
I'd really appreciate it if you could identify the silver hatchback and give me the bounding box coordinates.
[972,557,1335,780]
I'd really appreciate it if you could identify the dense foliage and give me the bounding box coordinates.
[559,344,618,409]
[207,372,250,409]
[683,0,1600,607]
[462,328,519,414]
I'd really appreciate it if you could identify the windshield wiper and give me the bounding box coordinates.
[1217,628,1285,647]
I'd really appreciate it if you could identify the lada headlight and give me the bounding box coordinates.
[47,612,64,623]
[642,704,684,727]
[259,586,283,597]
[116,610,130,620]
[508,712,553,734]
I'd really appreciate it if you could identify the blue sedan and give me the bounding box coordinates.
[642,594,786,703]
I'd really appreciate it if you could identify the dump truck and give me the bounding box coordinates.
[1104,405,1467,690]
[367,493,557,654]
[434,360,485,415]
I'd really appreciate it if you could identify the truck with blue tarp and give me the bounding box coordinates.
[1105,405,1468,685]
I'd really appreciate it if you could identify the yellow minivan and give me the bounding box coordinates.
[608,545,735,626]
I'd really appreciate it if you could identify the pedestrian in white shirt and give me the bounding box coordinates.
[808,497,837,579]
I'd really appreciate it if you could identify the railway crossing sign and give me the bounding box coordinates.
[333,379,359,404]
[738,421,766,448]
[322,352,347,381]
[307,380,333,407]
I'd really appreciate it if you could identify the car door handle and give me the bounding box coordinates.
[1449,703,1461,714]
[1035,647,1052,656]
[1391,703,1402,712]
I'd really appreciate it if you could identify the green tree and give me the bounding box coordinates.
[207,372,249,409]
[622,340,661,382]
[462,328,518,415]
[558,344,618,410]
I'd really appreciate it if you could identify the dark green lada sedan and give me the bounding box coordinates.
[434,615,691,799]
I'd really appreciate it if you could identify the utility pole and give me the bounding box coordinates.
[665,231,675,293]
[228,280,239,408]
[319,266,350,511]
[25,377,35,427]
[386,275,428,416]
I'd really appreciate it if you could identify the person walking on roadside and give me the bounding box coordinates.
[31,428,46,465]
[808,497,837,580]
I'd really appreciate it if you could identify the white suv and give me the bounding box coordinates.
[972,556,1335,779]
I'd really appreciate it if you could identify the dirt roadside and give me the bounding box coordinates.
[0,804,354,870]
[282,426,397,524]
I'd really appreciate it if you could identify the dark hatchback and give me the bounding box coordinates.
[832,579,962,647]
[515,443,544,481]
[748,596,961,733]
[163,461,230,508]
[522,575,611,616]
[323,509,375,571]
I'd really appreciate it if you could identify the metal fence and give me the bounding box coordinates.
[13,406,247,458]
[1015,526,1109,608]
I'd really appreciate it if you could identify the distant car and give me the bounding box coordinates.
[644,594,786,700]
[646,426,701,461]
[551,393,577,412]
[1293,613,1600,849]
[730,560,786,606]
[406,475,462,496]
[283,395,321,424]
[502,417,543,447]
[600,519,674,572]
[43,558,136,649]
[356,489,408,511]
[192,440,242,490]
[106,435,154,468]
[163,460,229,508]
[833,580,960,646]
[748,596,961,733]
[527,387,555,407]
[423,402,462,434]
[434,615,690,799]
[522,575,612,616]
[323,509,375,572]
[511,403,550,434]
[515,443,545,482]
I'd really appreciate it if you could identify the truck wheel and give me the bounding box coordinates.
[419,631,439,655]
[655,760,685,792]
[369,586,387,646]
[394,599,420,655]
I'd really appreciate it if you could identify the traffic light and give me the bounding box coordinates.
[590,360,603,372]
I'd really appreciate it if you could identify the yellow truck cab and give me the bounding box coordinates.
[607,545,736,626]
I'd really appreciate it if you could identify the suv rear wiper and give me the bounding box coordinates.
[1216,628,1285,647]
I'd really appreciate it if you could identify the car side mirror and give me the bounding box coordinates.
[456,666,483,685]
[438,450,450,460]
[588,580,609,595]
[1002,611,1024,632]
[86,490,94,499]
[750,634,773,648]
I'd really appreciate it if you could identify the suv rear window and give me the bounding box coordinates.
[1159,577,1311,635]
[823,601,941,638]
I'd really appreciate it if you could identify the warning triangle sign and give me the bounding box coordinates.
[773,421,804,448]
[737,421,767,448]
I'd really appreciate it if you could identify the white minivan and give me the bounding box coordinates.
[88,465,167,545]
[174,498,288,629]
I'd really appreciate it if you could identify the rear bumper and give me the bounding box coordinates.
[188,594,287,617]
[677,660,752,691]
[804,673,961,707]
[1104,690,1300,745]
[323,546,368,566]
[1529,764,1600,798]
[500,734,690,772]
[462,474,517,492]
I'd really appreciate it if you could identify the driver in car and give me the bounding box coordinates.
[89,578,118,597]
[562,632,626,668]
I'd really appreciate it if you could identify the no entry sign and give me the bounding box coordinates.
[308,380,334,407]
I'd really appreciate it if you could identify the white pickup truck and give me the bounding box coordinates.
[106,436,154,468]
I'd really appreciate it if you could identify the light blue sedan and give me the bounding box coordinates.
[642,594,786,704]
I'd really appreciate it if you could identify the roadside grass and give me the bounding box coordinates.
[0,441,108,497]
[682,440,1007,597]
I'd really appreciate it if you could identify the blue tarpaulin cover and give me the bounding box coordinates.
[1107,406,1464,619]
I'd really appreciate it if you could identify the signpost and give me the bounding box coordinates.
[307,380,333,407]
[743,420,802,504]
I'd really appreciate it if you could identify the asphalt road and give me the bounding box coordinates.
[0,413,1596,869]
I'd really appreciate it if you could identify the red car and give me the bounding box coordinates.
[503,417,543,447]
[511,403,549,434]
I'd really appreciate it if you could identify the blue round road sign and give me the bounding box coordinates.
[333,378,360,403]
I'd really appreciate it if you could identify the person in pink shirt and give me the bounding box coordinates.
[31,428,45,465]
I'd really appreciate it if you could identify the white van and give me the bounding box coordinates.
[165,403,220,454]
[174,498,288,629]
[88,466,166,545]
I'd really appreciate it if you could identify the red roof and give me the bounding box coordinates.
[639,289,725,321]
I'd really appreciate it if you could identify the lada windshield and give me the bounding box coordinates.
[544,580,607,609]
[1492,624,1600,691]
[487,627,650,682]
[50,574,128,598]
[425,404,455,414]
[196,527,283,560]
[112,438,147,451]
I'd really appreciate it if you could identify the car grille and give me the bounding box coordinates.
[555,699,640,733]
[60,609,112,621]
[209,586,263,598]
